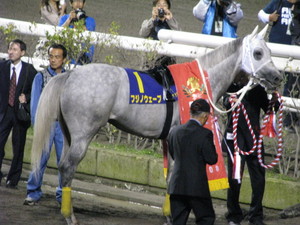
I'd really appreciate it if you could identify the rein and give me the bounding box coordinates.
[230,92,284,169]
[196,58,256,114]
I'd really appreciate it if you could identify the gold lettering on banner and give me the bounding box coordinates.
[130,94,163,104]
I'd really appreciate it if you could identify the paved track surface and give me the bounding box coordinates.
[1,161,299,225]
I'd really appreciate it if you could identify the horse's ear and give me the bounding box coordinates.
[257,24,269,39]
[249,25,259,39]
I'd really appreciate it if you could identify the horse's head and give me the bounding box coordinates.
[241,25,283,90]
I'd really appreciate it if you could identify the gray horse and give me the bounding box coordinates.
[31,26,282,225]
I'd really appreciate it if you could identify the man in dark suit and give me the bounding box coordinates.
[0,39,37,188]
[167,99,218,225]
[222,81,279,225]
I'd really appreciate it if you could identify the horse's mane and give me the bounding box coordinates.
[199,37,244,69]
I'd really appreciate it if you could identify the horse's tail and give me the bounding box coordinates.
[31,72,70,172]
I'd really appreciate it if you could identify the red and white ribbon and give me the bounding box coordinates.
[230,95,257,156]
[229,92,284,170]
[257,93,284,169]
[232,151,242,183]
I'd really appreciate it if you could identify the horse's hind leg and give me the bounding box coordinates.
[59,137,91,225]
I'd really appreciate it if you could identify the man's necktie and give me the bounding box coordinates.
[8,67,16,107]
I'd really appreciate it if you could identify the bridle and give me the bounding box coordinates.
[196,31,274,114]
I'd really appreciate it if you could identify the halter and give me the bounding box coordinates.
[241,35,272,77]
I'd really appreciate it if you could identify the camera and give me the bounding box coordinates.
[220,0,232,7]
[158,8,165,18]
[75,8,87,20]
[71,8,87,23]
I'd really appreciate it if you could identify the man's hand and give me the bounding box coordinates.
[70,10,77,21]
[271,92,279,102]
[152,6,172,21]
[288,0,298,4]
[164,8,173,20]
[151,7,158,20]
[269,10,279,22]
[19,93,27,104]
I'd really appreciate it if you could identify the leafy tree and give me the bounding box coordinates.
[0,24,18,46]
[37,20,94,68]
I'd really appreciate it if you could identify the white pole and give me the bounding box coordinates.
[158,29,300,60]
[282,96,300,112]
[0,18,206,58]
[157,29,300,73]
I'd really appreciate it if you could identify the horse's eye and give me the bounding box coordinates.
[253,48,263,60]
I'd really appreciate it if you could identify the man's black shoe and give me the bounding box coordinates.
[6,180,17,189]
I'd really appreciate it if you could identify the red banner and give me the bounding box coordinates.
[168,60,229,191]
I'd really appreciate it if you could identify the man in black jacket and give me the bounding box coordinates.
[167,99,218,225]
[222,81,279,225]
[0,39,36,188]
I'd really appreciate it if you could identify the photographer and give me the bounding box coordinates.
[193,0,243,38]
[59,0,95,64]
[139,0,179,69]
[139,0,179,41]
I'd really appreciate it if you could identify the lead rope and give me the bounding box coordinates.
[229,95,258,155]
[257,92,284,168]
[230,92,284,168]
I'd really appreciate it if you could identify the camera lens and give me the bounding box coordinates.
[75,9,86,20]
[158,8,165,18]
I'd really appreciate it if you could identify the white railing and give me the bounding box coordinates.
[0,18,209,59]
[0,17,299,111]
[158,29,300,59]
[1,18,300,72]
[158,29,300,74]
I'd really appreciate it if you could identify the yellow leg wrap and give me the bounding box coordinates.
[163,167,168,179]
[162,193,171,216]
[61,187,72,218]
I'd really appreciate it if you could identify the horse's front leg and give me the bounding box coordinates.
[163,153,174,225]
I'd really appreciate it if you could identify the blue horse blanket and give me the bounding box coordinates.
[125,68,177,104]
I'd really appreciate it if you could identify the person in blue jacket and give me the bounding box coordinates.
[59,0,96,65]
[139,0,180,69]
[193,0,243,38]
[24,44,67,205]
